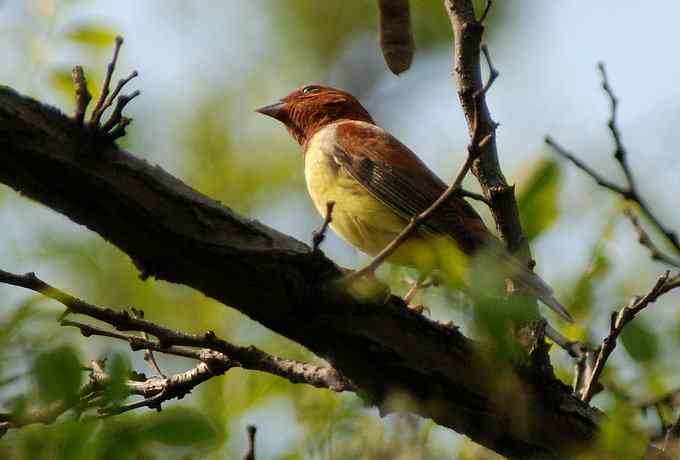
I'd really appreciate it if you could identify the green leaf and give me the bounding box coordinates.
[597,400,648,458]
[620,319,658,363]
[49,68,74,100]
[569,245,610,316]
[141,407,218,446]
[34,345,82,404]
[102,353,130,405]
[518,159,562,241]
[66,24,118,48]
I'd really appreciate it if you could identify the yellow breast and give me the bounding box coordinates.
[304,125,440,271]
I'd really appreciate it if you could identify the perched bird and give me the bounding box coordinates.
[257,85,572,322]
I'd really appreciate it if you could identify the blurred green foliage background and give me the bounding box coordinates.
[1,1,679,458]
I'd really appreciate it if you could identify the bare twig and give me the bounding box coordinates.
[242,425,257,460]
[91,36,124,126]
[581,271,680,403]
[102,90,140,132]
[478,0,492,24]
[108,116,132,140]
[130,308,166,378]
[99,70,138,119]
[71,65,91,125]
[546,63,680,255]
[84,356,231,416]
[0,269,356,393]
[625,209,680,268]
[663,415,680,452]
[544,136,627,195]
[639,387,680,412]
[312,201,335,252]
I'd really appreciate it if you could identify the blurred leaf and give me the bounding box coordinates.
[49,68,74,100]
[185,98,299,214]
[434,239,468,290]
[66,24,118,48]
[568,244,610,317]
[620,319,658,363]
[102,353,131,405]
[94,419,141,460]
[518,159,562,241]
[141,407,218,446]
[597,400,647,459]
[34,345,82,404]
[56,419,98,460]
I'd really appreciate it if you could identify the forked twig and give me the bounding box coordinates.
[581,272,680,403]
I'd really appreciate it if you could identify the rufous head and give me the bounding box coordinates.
[256,85,374,146]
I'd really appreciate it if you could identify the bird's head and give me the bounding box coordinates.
[256,85,374,146]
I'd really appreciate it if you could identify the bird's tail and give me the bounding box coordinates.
[512,267,573,323]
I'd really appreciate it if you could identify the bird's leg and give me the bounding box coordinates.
[403,273,436,314]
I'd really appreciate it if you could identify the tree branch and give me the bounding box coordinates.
[581,271,680,403]
[0,81,600,457]
[0,269,355,393]
[444,0,529,261]
[625,209,680,269]
[545,63,680,256]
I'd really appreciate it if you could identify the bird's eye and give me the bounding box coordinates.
[302,85,321,95]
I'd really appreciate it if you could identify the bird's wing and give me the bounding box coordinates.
[331,120,489,254]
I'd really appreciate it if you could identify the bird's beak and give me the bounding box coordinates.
[256,100,287,121]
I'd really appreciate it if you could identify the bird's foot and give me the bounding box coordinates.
[409,304,431,316]
[402,275,437,305]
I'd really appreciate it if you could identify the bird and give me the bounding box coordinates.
[256,84,572,322]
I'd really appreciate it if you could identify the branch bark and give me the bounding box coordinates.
[0,83,597,459]
[444,0,529,262]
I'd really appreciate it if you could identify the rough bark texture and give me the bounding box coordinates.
[445,0,530,262]
[0,86,599,458]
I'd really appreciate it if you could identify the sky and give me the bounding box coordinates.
[1,1,680,457]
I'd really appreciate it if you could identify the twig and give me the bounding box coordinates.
[131,308,166,378]
[102,90,140,132]
[91,36,124,126]
[312,201,335,251]
[242,425,257,460]
[0,268,356,393]
[99,70,138,120]
[544,136,627,195]
[342,41,498,284]
[639,387,680,412]
[108,116,132,140]
[581,271,680,403]
[625,209,680,268]
[664,415,680,452]
[546,63,680,255]
[88,355,231,416]
[71,65,91,125]
[478,0,492,24]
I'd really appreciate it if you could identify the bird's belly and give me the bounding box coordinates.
[304,139,438,270]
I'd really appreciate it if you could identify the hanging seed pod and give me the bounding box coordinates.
[378,0,414,75]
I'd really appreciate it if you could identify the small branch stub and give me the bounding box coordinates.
[71,65,91,125]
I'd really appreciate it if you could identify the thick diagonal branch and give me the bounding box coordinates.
[0,85,601,458]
